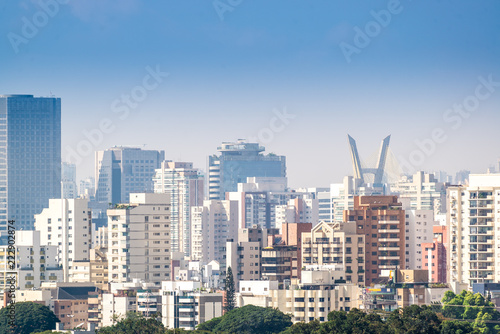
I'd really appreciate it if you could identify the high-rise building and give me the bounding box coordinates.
[403,207,435,270]
[455,170,471,185]
[208,140,286,200]
[275,195,318,231]
[62,162,77,199]
[391,171,448,215]
[301,221,364,285]
[79,176,95,200]
[34,198,92,282]
[107,193,171,286]
[329,176,356,223]
[227,177,290,229]
[225,226,278,288]
[448,174,500,287]
[345,196,406,286]
[95,147,164,206]
[421,225,447,283]
[191,200,238,264]
[0,94,61,232]
[153,161,204,256]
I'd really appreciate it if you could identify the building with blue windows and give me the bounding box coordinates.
[95,147,165,206]
[0,94,61,233]
[208,140,286,200]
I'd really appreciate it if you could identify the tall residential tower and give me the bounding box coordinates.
[153,161,204,257]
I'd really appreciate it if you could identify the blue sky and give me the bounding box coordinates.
[1,0,499,187]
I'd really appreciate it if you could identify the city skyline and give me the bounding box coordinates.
[1,1,499,188]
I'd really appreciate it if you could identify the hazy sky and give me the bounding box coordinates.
[1,1,499,188]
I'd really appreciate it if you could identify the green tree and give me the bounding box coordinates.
[442,290,500,334]
[387,305,441,334]
[279,319,321,334]
[320,309,390,334]
[97,312,165,334]
[440,320,478,334]
[0,302,59,334]
[198,305,292,334]
[224,266,236,313]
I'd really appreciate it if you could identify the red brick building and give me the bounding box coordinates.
[345,196,406,286]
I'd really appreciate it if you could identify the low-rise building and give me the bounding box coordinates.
[50,283,98,330]
[0,231,62,290]
[101,280,161,327]
[161,281,223,330]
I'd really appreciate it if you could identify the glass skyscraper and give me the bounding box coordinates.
[208,140,286,200]
[95,147,165,205]
[0,94,61,232]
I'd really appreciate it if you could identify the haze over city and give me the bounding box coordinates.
[3,1,500,333]
[1,1,499,188]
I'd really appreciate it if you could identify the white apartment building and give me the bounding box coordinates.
[275,195,319,230]
[391,171,448,215]
[237,277,360,323]
[153,161,204,257]
[227,177,289,229]
[93,225,108,249]
[401,198,435,270]
[161,281,223,331]
[101,280,161,327]
[329,176,356,223]
[107,193,171,286]
[448,174,500,287]
[34,198,92,281]
[191,200,238,264]
[0,231,62,289]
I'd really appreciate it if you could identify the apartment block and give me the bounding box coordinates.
[261,244,297,285]
[237,276,361,323]
[227,177,288,229]
[35,198,92,281]
[421,226,447,283]
[301,221,365,285]
[161,281,223,330]
[153,161,204,256]
[275,196,318,230]
[225,226,278,287]
[345,196,406,286]
[107,193,171,286]
[402,205,435,270]
[191,200,238,264]
[0,231,62,289]
[448,174,500,287]
[50,284,98,330]
[101,280,161,327]
[391,171,448,214]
